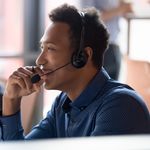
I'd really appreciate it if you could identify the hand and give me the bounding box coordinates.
[4,66,44,99]
[2,66,44,116]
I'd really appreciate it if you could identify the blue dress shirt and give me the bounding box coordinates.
[0,68,150,140]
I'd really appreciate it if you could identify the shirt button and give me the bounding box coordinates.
[79,106,86,111]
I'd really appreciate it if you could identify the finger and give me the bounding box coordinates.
[25,66,43,74]
[33,84,42,92]
[32,66,44,76]
[25,66,36,73]
[13,71,33,91]
[10,74,26,89]
[17,67,33,76]
[15,69,43,92]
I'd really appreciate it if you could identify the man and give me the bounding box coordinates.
[0,4,149,140]
[80,0,133,80]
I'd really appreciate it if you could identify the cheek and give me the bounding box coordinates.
[43,71,71,90]
[47,66,75,82]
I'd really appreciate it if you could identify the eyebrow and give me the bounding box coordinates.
[39,41,56,46]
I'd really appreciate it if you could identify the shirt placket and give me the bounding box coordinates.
[65,113,70,137]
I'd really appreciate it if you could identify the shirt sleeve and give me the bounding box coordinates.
[0,96,60,141]
[25,107,57,140]
[0,111,24,140]
[0,108,57,141]
[91,93,150,135]
[0,92,65,141]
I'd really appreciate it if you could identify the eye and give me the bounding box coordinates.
[47,46,55,51]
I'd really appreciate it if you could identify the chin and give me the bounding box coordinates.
[43,81,57,90]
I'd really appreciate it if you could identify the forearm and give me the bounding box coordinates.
[100,7,122,22]
[2,95,21,116]
[100,2,132,22]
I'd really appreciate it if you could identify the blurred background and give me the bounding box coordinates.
[0,0,150,134]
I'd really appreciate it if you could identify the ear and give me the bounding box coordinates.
[84,47,93,60]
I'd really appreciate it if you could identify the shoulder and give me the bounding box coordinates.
[102,80,143,102]
[95,81,150,134]
[99,80,149,121]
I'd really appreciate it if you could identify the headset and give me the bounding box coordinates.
[71,12,88,68]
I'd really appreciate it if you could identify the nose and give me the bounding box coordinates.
[36,51,46,67]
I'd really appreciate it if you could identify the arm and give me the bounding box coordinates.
[0,103,57,140]
[0,66,44,140]
[100,2,133,22]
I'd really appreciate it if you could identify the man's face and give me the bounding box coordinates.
[36,22,79,91]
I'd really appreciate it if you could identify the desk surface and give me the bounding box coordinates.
[0,135,150,150]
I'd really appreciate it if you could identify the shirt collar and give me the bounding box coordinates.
[70,67,110,110]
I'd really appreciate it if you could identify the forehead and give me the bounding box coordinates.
[40,22,71,45]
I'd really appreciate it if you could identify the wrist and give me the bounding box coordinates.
[2,95,21,116]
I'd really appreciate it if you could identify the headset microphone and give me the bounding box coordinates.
[31,62,70,84]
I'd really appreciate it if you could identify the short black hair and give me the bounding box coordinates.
[49,4,109,68]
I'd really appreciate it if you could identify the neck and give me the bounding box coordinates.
[66,67,98,101]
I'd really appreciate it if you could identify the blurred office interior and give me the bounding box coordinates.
[0,0,150,134]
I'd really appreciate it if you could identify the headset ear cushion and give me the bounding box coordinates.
[71,51,88,68]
